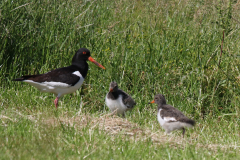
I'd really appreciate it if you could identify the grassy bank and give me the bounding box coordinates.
[1,0,240,159]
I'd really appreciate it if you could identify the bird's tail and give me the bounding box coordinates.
[181,118,195,128]
[12,75,37,81]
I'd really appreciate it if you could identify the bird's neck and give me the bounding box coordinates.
[72,61,88,78]
[157,103,165,110]
[108,91,119,99]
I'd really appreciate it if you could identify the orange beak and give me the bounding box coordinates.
[149,100,155,104]
[109,88,113,92]
[88,57,105,69]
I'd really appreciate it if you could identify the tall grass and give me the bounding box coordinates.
[1,0,240,159]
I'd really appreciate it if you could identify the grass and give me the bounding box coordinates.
[1,0,240,159]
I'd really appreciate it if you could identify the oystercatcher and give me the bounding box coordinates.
[105,82,136,117]
[13,48,105,108]
[149,94,195,137]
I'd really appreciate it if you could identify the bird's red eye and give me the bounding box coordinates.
[83,52,86,54]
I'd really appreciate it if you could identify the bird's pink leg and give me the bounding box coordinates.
[54,97,59,109]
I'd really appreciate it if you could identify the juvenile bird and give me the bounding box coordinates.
[149,94,195,137]
[105,82,136,117]
[13,48,105,108]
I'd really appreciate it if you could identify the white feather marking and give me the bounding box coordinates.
[72,71,81,77]
[24,71,84,97]
[163,117,177,122]
[105,94,127,115]
[41,81,71,88]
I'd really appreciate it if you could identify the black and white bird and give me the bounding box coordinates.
[105,82,136,117]
[149,94,195,137]
[13,48,105,108]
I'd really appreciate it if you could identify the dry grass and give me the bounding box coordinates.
[44,113,174,143]
[1,109,239,158]
[2,110,238,152]
[41,113,239,152]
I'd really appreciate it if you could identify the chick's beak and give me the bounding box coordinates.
[148,100,155,104]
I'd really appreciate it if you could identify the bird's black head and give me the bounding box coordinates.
[72,48,105,69]
[109,81,118,92]
[149,94,167,105]
[72,48,91,63]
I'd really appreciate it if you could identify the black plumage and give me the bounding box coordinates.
[13,48,105,108]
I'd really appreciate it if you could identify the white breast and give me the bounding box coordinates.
[105,94,127,115]
[24,71,84,97]
[157,109,166,126]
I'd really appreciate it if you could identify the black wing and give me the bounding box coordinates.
[13,66,81,86]
[160,105,186,120]
[119,90,136,108]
